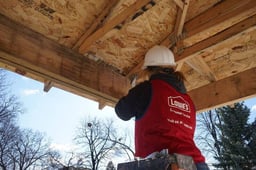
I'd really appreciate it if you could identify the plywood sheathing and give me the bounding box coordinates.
[183,27,256,91]
[0,0,113,47]
[0,0,255,110]
[183,0,256,48]
[89,0,176,75]
[122,0,223,76]
[87,0,224,75]
[0,0,224,75]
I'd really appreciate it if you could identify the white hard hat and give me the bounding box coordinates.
[142,45,176,69]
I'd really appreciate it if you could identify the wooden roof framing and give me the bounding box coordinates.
[0,0,255,112]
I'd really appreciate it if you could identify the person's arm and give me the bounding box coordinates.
[115,81,151,120]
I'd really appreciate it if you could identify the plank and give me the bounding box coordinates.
[173,0,184,9]
[175,0,190,36]
[185,0,251,33]
[185,56,217,82]
[176,14,256,62]
[43,80,53,92]
[78,0,153,54]
[183,0,256,46]
[127,13,256,78]
[189,68,256,113]
[161,0,256,49]
[0,13,130,106]
[72,0,119,50]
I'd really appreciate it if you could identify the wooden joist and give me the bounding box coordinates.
[0,1,255,111]
[0,13,130,107]
[161,0,256,51]
[127,1,256,76]
[183,0,256,47]
[176,14,256,62]
[72,0,119,50]
[44,80,53,92]
[78,0,153,54]
[185,56,217,83]
[189,68,256,113]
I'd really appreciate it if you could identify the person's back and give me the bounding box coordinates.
[115,45,210,170]
[135,79,205,163]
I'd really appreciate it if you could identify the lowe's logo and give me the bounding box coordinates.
[168,96,190,112]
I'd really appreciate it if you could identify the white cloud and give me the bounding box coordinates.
[50,143,78,152]
[252,105,256,112]
[21,76,29,80]
[22,89,40,96]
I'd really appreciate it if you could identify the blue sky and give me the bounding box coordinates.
[4,70,256,164]
[6,70,134,154]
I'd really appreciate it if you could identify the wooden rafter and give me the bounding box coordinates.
[176,14,256,62]
[72,0,119,50]
[185,56,217,82]
[127,0,189,77]
[183,0,256,47]
[0,1,255,112]
[162,0,256,50]
[189,68,256,112]
[174,0,190,36]
[173,0,184,9]
[127,0,256,77]
[44,80,53,92]
[78,0,153,54]
[0,14,130,106]
[171,0,190,72]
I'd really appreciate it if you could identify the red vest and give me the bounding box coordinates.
[135,80,205,163]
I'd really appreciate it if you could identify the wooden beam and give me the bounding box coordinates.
[173,0,184,9]
[72,0,119,50]
[44,80,53,92]
[78,0,153,54]
[189,68,256,113]
[185,56,217,82]
[175,0,190,36]
[171,0,190,55]
[98,100,107,110]
[127,14,256,77]
[176,14,256,62]
[0,14,130,106]
[161,0,256,49]
[126,0,189,77]
[134,0,256,77]
[183,0,256,46]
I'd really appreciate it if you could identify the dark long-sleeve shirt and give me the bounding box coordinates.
[115,73,187,120]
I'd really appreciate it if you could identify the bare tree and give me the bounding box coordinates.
[74,117,134,170]
[0,69,23,122]
[0,118,20,170]
[47,151,87,170]
[195,110,222,159]
[9,129,52,170]
[0,69,23,170]
[0,69,53,170]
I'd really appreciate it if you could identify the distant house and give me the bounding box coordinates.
[58,167,90,170]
